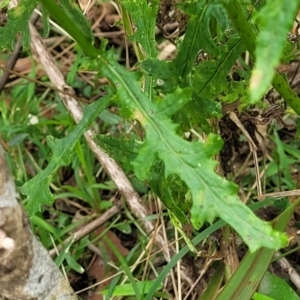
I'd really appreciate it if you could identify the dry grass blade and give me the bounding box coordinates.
[257,190,300,201]
[229,111,262,196]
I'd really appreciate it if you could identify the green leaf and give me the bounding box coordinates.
[250,0,299,103]
[175,0,228,79]
[253,293,275,300]
[101,281,162,296]
[39,0,98,59]
[258,272,300,300]
[20,97,110,214]
[0,0,38,50]
[138,59,180,93]
[98,51,288,252]
[192,36,245,99]
[66,253,84,274]
[58,0,94,44]
[223,0,300,114]
[122,0,158,57]
[141,37,245,104]
[103,236,142,299]
[158,169,190,224]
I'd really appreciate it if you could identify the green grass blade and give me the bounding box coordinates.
[101,281,162,297]
[200,262,224,300]
[103,235,141,299]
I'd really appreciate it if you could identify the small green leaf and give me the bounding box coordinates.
[20,97,110,214]
[250,0,299,103]
[175,0,228,79]
[138,59,180,93]
[66,253,84,274]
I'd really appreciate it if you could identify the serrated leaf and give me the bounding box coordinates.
[175,0,228,79]
[0,0,38,50]
[98,51,288,252]
[219,79,250,105]
[20,97,110,214]
[223,0,300,116]
[122,0,158,57]
[250,0,299,103]
[140,37,244,99]
[138,59,179,93]
[174,96,222,134]
[192,36,245,99]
